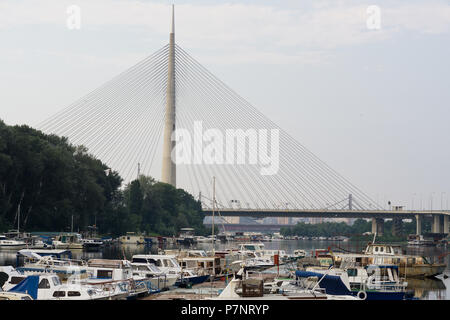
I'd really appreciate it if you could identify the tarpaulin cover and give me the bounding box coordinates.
[8,275,39,300]
[295,270,351,295]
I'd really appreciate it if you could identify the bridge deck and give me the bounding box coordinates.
[202,209,450,219]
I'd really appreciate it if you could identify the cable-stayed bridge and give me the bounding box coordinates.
[37,6,449,235]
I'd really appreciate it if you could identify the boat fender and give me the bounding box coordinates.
[357,291,367,300]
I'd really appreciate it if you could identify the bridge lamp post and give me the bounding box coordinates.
[441,192,445,210]
[430,192,435,211]
[411,193,416,211]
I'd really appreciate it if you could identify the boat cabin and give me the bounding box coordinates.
[364,243,403,256]
[16,249,72,266]
[131,255,181,275]
[237,243,265,251]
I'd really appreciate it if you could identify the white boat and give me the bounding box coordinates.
[194,236,211,243]
[131,263,178,290]
[81,238,104,250]
[297,264,409,300]
[52,233,83,250]
[407,234,435,247]
[176,228,197,246]
[214,267,358,300]
[4,272,128,300]
[237,243,265,251]
[0,291,33,300]
[17,255,89,282]
[176,269,210,286]
[0,235,26,250]
[85,259,152,299]
[131,254,182,277]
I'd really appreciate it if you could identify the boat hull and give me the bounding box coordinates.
[351,290,405,300]
[398,264,446,278]
[175,275,210,286]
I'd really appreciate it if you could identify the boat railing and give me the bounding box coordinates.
[24,257,88,267]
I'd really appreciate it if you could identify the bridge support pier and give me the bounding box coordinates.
[371,218,384,236]
[392,218,403,236]
[432,215,442,233]
[415,215,422,235]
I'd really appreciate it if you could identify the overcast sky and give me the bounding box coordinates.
[1,0,449,209]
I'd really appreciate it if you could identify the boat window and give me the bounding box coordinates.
[149,265,160,272]
[132,258,147,264]
[68,291,81,297]
[38,279,51,289]
[386,247,391,254]
[170,259,179,267]
[374,247,379,252]
[53,291,66,297]
[380,247,384,252]
[52,277,61,286]
[21,296,32,300]
[347,269,357,277]
[10,277,25,285]
[149,259,161,267]
[97,270,113,279]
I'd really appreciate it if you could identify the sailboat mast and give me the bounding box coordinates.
[212,176,216,253]
[17,203,20,233]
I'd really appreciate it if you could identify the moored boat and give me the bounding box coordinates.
[0,235,26,250]
[332,243,446,278]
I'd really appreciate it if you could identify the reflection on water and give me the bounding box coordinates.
[0,240,448,300]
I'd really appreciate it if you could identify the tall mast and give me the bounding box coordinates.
[212,176,216,254]
[161,4,176,186]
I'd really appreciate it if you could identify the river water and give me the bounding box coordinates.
[1,239,448,300]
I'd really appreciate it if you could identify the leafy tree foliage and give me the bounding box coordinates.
[0,120,206,237]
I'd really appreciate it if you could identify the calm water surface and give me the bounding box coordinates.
[1,239,448,300]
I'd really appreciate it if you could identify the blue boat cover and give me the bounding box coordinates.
[8,275,39,300]
[295,270,351,295]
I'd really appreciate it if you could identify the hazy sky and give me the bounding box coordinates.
[1,0,449,209]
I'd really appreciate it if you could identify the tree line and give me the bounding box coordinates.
[0,120,207,237]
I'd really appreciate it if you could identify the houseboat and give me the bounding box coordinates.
[332,243,446,278]
[119,233,145,245]
[52,233,83,250]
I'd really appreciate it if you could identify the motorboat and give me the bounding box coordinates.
[0,235,26,250]
[131,254,182,277]
[81,238,104,251]
[15,249,89,282]
[296,264,411,300]
[176,228,197,246]
[407,234,435,247]
[214,267,358,300]
[131,263,178,290]
[4,273,130,300]
[175,269,210,287]
[85,259,152,299]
